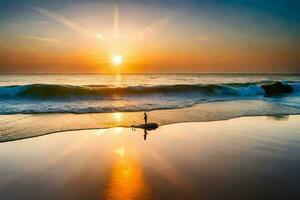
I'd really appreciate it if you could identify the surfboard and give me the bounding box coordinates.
[133,123,159,130]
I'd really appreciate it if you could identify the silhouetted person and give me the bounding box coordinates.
[144,129,148,141]
[144,112,148,124]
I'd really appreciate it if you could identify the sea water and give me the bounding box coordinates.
[0,73,300,114]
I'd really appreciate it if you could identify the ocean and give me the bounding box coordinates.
[0,73,300,114]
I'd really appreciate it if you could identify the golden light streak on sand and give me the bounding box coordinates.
[106,147,149,200]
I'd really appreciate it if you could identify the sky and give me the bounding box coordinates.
[0,0,299,73]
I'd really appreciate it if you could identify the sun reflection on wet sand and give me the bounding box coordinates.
[113,74,122,85]
[106,146,150,200]
[111,112,124,126]
[2,116,300,199]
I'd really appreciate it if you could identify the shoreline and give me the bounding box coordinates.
[0,113,296,144]
[1,99,300,143]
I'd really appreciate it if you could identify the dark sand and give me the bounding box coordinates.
[0,115,300,200]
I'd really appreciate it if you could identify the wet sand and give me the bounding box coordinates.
[1,100,300,142]
[0,115,300,199]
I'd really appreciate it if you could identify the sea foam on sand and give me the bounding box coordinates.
[1,100,300,142]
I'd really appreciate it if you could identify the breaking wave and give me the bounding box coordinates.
[0,81,299,114]
[1,81,299,100]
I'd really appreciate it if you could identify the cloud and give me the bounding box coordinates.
[15,34,61,42]
[30,6,92,36]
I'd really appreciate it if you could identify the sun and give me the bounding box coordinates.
[112,54,123,66]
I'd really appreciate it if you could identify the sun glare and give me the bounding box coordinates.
[112,54,123,66]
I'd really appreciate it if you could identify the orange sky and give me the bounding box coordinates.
[0,1,299,73]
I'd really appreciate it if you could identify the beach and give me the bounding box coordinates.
[2,0,300,199]
[1,100,300,142]
[1,73,300,142]
[1,115,300,200]
[1,74,300,199]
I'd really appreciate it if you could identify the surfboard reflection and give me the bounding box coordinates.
[131,123,159,141]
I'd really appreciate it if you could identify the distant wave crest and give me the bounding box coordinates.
[0,81,299,100]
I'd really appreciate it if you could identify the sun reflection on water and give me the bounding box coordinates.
[114,74,122,86]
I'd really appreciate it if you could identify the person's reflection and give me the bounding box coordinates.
[143,129,148,141]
